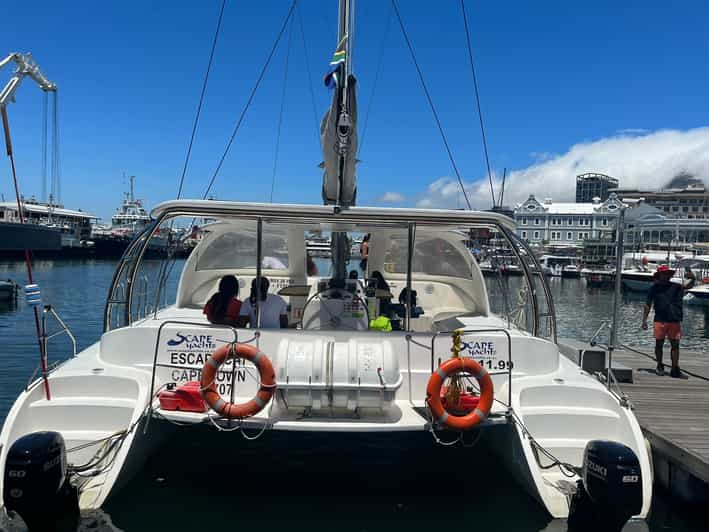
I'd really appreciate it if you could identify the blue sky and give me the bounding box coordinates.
[2,0,708,220]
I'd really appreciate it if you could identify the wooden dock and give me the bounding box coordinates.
[559,339,709,503]
[613,345,709,502]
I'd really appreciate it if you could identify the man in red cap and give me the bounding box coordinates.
[641,264,684,377]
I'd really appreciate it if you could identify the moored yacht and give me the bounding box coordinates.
[620,252,683,292]
[561,264,581,278]
[0,3,651,530]
[685,284,709,306]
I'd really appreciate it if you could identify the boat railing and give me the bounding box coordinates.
[133,275,151,321]
[26,305,77,390]
[147,321,262,422]
[588,320,609,348]
[428,328,514,413]
[588,320,631,407]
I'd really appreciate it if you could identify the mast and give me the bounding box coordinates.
[323,0,358,280]
[321,0,358,211]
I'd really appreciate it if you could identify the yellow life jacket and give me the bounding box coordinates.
[369,316,392,332]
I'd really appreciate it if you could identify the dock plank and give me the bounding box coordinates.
[612,346,709,484]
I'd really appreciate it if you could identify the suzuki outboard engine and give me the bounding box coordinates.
[3,431,79,531]
[568,440,643,532]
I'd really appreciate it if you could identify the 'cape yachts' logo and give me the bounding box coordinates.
[462,340,496,358]
[166,332,217,351]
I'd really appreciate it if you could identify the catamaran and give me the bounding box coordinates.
[1,2,651,530]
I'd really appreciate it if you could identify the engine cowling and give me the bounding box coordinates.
[3,431,78,531]
[568,440,643,532]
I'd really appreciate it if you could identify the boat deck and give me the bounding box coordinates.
[613,346,709,500]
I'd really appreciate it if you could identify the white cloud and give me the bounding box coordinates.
[417,127,709,209]
[416,198,434,208]
[378,191,406,203]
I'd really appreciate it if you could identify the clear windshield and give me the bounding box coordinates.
[104,212,555,340]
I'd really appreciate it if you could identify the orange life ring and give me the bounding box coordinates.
[426,357,494,431]
[200,343,276,419]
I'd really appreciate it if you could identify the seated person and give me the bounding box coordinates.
[371,270,393,317]
[348,270,359,279]
[398,286,422,318]
[240,277,288,328]
[203,275,241,326]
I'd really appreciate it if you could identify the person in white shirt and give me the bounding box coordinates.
[239,277,289,328]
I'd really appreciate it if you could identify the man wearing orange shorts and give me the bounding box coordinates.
[641,264,684,377]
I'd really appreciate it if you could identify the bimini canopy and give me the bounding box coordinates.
[151,200,516,230]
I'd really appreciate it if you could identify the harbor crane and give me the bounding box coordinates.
[0,52,56,107]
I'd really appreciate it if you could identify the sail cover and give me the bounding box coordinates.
[320,74,358,207]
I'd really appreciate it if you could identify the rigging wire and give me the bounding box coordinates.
[202,0,298,200]
[270,16,294,203]
[358,2,393,157]
[176,0,226,200]
[296,3,321,148]
[51,91,61,204]
[390,0,472,210]
[41,91,47,203]
[460,0,496,208]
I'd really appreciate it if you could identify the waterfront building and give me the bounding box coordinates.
[611,179,708,219]
[514,193,622,246]
[575,172,619,203]
[623,202,709,251]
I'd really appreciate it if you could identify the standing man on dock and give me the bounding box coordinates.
[641,264,685,378]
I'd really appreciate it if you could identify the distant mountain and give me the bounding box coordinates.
[663,171,705,190]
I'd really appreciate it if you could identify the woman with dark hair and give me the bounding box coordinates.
[203,275,241,326]
[371,270,392,317]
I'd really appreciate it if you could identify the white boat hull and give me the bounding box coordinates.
[0,312,653,521]
[685,287,709,306]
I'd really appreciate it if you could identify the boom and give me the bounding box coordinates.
[0,52,56,107]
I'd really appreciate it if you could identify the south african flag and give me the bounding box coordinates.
[330,49,346,67]
[324,37,347,88]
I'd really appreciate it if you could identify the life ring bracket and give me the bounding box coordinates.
[200,343,276,419]
[426,357,494,431]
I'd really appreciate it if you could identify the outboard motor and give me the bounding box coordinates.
[3,431,79,531]
[567,440,643,532]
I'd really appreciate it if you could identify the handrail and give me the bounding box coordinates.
[589,340,631,408]
[145,322,265,425]
[102,225,155,332]
[147,321,239,417]
[586,318,631,407]
[42,306,77,356]
[429,328,514,412]
[589,320,609,347]
[26,305,77,391]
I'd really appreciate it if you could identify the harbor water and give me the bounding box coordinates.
[0,259,707,531]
